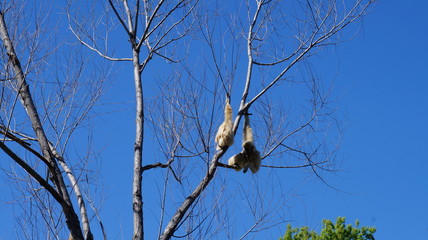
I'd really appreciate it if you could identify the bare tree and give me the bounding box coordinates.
[152,0,375,239]
[0,0,375,239]
[0,1,107,239]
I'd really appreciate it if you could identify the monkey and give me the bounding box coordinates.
[228,152,247,171]
[227,113,261,173]
[242,140,261,173]
[215,98,234,150]
[241,114,261,173]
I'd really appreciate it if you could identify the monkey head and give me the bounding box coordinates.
[242,141,255,152]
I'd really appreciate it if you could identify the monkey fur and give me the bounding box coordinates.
[215,99,234,150]
[228,152,247,171]
[228,114,261,173]
[242,141,261,173]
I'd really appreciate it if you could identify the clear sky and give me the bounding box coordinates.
[289,0,428,239]
[95,0,428,239]
[1,0,428,240]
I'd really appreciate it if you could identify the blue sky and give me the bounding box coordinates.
[96,1,428,239]
[292,0,428,239]
[1,0,428,239]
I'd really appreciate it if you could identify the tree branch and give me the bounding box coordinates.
[261,161,328,169]
[68,22,133,62]
[49,143,94,240]
[107,0,133,39]
[0,141,67,208]
[160,150,225,240]
[0,12,84,240]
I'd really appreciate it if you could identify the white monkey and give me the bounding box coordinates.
[215,99,234,150]
[228,152,247,171]
[241,114,261,173]
[228,113,261,173]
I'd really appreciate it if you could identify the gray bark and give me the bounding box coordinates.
[132,46,144,240]
[160,151,224,240]
[0,10,85,240]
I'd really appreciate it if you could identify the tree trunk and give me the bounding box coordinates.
[0,11,84,240]
[132,46,144,240]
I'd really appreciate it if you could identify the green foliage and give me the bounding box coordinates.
[280,217,376,240]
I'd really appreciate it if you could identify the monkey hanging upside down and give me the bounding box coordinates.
[228,114,261,173]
